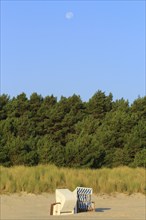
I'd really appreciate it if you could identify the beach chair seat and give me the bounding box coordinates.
[50,189,77,215]
[73,187,95,212]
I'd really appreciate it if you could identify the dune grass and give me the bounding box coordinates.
[0,165,145,194]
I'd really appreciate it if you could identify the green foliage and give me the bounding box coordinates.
[87,90,113,119]
[133,149,146,167]
[0,91,145,168]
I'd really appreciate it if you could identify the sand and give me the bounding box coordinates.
[1,193,145,220]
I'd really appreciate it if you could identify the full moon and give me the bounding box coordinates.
[65,11,74,20]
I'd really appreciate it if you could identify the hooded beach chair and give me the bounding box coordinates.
[73,187,95,212]
[50,189,77,215]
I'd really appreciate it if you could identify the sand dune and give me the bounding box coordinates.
[1,193,145,220]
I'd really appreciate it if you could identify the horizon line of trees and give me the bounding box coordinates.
[0,90,146,168]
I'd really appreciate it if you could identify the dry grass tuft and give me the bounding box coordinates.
[0,165,145,194]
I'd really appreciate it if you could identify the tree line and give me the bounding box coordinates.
[0,90,146,168]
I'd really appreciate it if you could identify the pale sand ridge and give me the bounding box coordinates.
[1,193,145,220]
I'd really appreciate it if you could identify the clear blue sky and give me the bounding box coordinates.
[1,0,145,103]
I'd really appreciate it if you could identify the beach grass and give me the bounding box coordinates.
[0,165,145,194]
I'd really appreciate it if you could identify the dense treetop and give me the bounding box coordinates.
[0,90,145,167]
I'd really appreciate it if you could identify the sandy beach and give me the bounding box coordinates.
[1,193,145,220]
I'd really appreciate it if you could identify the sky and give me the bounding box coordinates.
[1,0,145,103]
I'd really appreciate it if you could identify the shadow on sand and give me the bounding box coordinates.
[95,208,111,212]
